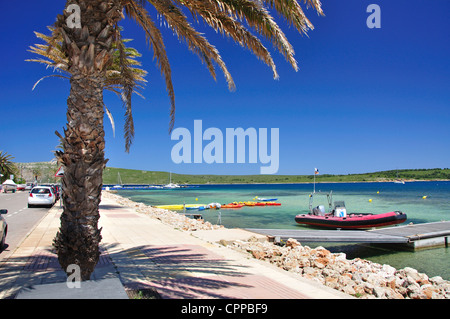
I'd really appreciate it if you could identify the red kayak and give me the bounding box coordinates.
[265,202,281,206]
[295,211,407,229]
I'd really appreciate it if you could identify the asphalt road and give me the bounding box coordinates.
[0,191,57,262]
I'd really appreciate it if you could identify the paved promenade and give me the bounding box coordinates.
[0,195,352,299]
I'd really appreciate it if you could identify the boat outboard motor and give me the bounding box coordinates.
[312,205,326,216]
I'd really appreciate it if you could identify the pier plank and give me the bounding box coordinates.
[368,221,450,240]
[246,221,449,245]
[246,228,408,243]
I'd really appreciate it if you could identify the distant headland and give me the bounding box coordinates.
[13,161,450,185]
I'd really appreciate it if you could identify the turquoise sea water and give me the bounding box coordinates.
[115,181,450,280]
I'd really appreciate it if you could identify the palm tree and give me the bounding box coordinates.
[0,151,16,183]
[27,26,148,142]
[31,0,323,281]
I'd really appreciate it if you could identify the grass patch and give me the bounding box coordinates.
[126,288,162,299]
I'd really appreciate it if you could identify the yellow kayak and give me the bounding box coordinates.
[243,201,257,206]
[154,204,207,210]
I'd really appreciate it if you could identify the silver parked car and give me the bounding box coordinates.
[0,209,7,250]
[28,186,56,208]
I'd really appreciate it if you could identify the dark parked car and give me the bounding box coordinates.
[0,209,7,250]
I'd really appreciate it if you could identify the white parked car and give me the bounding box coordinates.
[28,186,56,208]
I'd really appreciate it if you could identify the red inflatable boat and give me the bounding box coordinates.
[295,211,407,229]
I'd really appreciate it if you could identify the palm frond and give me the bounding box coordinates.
[218,0,298,71]
[261,0,315,35]
[123,0,177,132]
[31,74,70,91]
[104,104,116,138]
[304,0,324,15]
[114,25,136,152]
[0,150,16,182]
[176,0,280,78]
[149,0,236,91]
[28,24,148,151]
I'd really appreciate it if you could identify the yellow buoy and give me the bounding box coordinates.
[422,196,427,199]
[195,198,198,201]
[369,199,373,202]
[377,191,380,194]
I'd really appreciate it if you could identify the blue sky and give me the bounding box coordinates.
[0,0,449,176]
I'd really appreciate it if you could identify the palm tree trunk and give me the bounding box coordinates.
[52,0,123,281]
[54,71,107,281]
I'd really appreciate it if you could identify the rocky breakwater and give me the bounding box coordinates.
[231,237,450,299]
[102,191,224,231]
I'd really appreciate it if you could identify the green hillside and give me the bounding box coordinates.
[102,167,450,185]
[14,161,450,184]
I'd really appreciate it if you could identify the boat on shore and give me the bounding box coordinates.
[295,191,407,229]
[1,179,17,193]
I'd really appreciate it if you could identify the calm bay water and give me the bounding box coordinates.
[116,181,450,280]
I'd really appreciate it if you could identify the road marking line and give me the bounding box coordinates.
[5,212,18,218]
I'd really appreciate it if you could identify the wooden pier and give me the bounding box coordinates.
[246,221,450,250]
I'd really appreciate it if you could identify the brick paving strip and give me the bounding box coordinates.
[133,244,309,299]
